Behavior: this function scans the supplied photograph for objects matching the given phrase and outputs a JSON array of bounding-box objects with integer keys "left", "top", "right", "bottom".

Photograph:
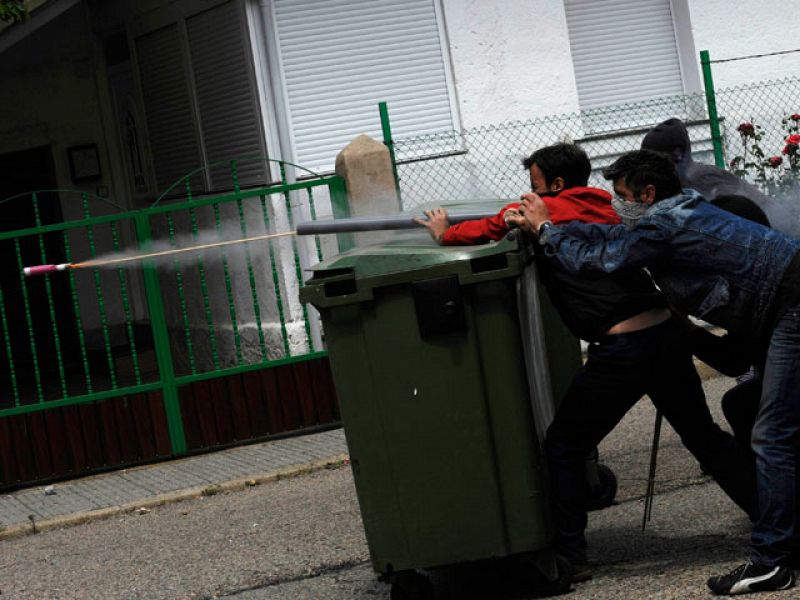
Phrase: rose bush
[{"left": 729, "top": 114, "right": 800, "bottom": 194}]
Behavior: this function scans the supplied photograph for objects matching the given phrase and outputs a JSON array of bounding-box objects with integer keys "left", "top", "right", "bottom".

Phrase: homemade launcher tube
[{"left": 295, "top": 210, "right": 499, "bottom": 236}]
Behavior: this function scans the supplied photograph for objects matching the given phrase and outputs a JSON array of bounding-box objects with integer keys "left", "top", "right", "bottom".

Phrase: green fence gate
[{"left": 0, "top": 160, "right": 349, "bottom": 490}]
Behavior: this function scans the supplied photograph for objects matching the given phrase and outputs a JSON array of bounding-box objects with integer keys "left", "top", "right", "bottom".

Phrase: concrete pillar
[{"left": 335, "top": 134, "right": 401, "bottom": 246}]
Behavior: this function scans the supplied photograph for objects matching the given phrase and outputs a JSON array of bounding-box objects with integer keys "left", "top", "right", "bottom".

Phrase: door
[{"left": 0, "top": 146, "right": 77, "bottom": 404}]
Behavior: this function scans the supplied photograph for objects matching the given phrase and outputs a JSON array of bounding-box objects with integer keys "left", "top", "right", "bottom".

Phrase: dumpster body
[{"left": 300, "top": 234, "right": 581, "bottom": 594}]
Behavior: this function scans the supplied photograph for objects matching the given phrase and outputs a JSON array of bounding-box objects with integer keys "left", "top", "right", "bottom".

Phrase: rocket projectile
[{"left": 23, "top": 263, "right": 71, "bottom": 277}]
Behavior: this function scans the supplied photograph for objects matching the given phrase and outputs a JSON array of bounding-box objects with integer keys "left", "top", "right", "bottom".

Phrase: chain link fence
[
  {"left": 713, "top": 76, "right": 800, "bottom": 216},
  {"left": 390, "top": 73, "right": 800, "bottom": 215},
  {"left": 392, "top": 93, "right": 710, "bottom": 210}
]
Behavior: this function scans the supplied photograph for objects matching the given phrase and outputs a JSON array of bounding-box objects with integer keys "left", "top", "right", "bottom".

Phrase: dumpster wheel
[
  {"left": 389, "top": 570, "right": 434, "bottom": 600},
  {"left": 586, "top": 463, "right": 618, "bottom": 511}
]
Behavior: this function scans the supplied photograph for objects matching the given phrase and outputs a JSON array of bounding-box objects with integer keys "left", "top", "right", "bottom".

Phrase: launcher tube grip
[{"left": 295, "top": 210, "right": 498, "bottom": 235}]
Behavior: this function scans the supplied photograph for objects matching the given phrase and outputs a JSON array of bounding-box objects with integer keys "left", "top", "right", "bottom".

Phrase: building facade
[{"left": 2, "top": 0, "right": 798, "bottom": 206}]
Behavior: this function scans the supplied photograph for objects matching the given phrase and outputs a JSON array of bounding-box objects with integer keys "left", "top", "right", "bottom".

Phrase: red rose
[
  {"left": 786, "top": 134, "right": 800, "bottom": 145},
  {"left": 737, "top": 122, "right": 755, "bottom": 136},
  {"left": 768, "top": 156, "right": 783, "bottom": 168},
  {"left": 783, "top": 143, "right": 798, "bottom": 155},
  {"left": 791, "top": 114, "right": 800, "bottom": 121}
]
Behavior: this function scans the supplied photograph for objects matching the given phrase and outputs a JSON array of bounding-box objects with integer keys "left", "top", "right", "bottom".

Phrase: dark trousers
[
  {"left": 717, "top": 368, "right": 800, "bottom": 565},
  {"left": 544, "top": 318, "right": 758, "bottom": 562},
  {"left": 750, "top": 305, "right": 800, "bottom": 566},
  {"left": 721, "top": 374, "right": 762, "bottom": 453}
]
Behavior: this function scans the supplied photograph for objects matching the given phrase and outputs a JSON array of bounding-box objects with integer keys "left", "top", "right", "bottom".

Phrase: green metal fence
[
  {"left": 701, "top": 50, "right": 800, "bottom": 217},
  {"left": 0, "top": 159, "right": 348, "bottom": 458},
  {"left": 383, "top": 50, "right": 800, "bottom": 218}
]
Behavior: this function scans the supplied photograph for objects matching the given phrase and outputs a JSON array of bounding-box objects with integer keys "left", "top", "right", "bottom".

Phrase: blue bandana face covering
[{"left": 612, "top": 197, "right": 649, "bottom": 229}]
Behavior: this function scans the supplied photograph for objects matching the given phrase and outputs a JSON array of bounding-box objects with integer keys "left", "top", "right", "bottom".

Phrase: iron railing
[{"left": 0, "top": 160, "right": 348, "bottom": 458}]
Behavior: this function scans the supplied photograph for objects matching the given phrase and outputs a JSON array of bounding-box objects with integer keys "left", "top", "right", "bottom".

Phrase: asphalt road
[{"left": 1, "top": 377, "right": 792, "bottom": 599}]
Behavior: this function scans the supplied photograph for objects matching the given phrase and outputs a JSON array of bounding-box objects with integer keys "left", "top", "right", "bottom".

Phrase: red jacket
[{"left": 441, "top": 186, "right": 619, "bottom": 245}]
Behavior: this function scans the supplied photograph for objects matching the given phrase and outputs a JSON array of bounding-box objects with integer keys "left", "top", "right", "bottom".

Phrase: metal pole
[
  {"left": 134, "top": 212, "right": 187, "bottom": 455},
  {"left": 328, "top": 175, "right": 354, "bottom": 253},
  {"left": 379, "top": 101, "right": 402, "bottom": 204},
  {"left": 642, "top": 410, "right": 663, "bottom": 530},
  {"left": 700, "top": 50, "right": 726, "bottom": 169}
]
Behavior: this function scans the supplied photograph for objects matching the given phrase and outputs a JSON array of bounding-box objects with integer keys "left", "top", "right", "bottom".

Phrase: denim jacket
[{"left": 540, "top": 189, "right": 800, "bottom": 339}]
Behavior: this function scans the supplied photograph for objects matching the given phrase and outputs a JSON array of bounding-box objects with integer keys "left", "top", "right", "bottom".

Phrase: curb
[{"left": 0, "top": 453, "right": 350, "bottom": 543}]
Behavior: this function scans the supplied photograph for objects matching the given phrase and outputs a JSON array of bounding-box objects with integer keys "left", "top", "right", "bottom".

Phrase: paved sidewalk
[
  {"left": 0, "top": 427, "right": 348, "bottom": 541},
  {"left": 0, "top": 356, "right": 722, "bottom": 545}
]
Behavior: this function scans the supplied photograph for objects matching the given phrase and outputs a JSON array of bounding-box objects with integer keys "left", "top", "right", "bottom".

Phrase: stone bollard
[{"left": 335, "top": 134, "right": 401, "bottom": 247}]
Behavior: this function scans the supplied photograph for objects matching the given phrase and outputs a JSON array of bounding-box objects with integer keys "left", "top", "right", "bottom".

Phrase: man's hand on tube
[
  {"left": 414, "top": 207, "right": 450, "bottom": 244},
  {"left": 503, "top": 207, "right": 528, "bottom": 231},
  {"left": 519, "top": 193, "right": 552, "bottom": 234}
]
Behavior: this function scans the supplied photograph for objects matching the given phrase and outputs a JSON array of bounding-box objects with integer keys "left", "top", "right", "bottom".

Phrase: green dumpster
[{"left": 300, "top": 234, "right": 581, "bottom": 597}]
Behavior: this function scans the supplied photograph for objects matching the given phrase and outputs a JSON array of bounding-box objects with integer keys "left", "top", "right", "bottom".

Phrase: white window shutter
[
  {"left": 136, "top": 25, "right": 202, "bottom": 192},
  {"left": 273, "top": 0, "right": 456, "bottom": 172},
  {"left": 564, "top": 0, "right": 685, "bottom": 111},
  {"left": 187, "top": 1, "right": 267, "bottom": 189}
]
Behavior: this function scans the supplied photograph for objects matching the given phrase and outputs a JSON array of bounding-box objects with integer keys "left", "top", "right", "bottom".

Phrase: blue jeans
[
  {"left": 750, "top": 305, "right": 800, "bottom": 566},
  {"left": 545, "top": 318, "right": 758, "bottom": 563}
]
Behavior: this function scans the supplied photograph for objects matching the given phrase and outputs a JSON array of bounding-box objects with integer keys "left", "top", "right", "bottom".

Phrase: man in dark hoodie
[
  {"left": 640, "top": 118, "right": 800, "bottom": 237},
  {"left": 417, "top": 143, "right": 757, "bottom": 584}
]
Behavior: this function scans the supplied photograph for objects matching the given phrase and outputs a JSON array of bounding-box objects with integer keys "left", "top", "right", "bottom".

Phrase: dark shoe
[
  {"left": 570, "top": 561, "right": 593, "bottom": 583},
  {"left": 707, "top": 561, "right": 794, "bottom": 595},
  {"left": 556, "top": 553, "right": 594, "bottom": 583}
]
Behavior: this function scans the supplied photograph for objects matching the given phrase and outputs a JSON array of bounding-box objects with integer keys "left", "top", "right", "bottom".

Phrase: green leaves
[{"left": 0, "top": 0, "right": 27, "bottom": 23}]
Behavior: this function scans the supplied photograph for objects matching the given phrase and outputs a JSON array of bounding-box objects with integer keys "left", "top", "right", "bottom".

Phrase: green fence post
[
  {"left": 700, "top": 50, "right": 726, "bottom": 169},
  {"left": 134, "top": 212, "right": 187, "bottom": 455},
  {"left": 379, "top": 101, "right": 402, "bottom": 203},
  {"left": 329, "top": 175, "right": 354, "bottom": 253}
]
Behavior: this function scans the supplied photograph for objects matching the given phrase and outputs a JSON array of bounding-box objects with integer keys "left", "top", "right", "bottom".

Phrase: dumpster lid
[
  {"left": 300, "top": 230, "right": 521, "bottom": 307},
  {"left": 310, "top": 234, "right": 517, "bottom": 277}
]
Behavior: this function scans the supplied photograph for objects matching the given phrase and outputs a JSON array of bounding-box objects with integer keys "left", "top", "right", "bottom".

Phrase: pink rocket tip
[{"left": 23, "top": 263, "right": 71, "bottom": 276}]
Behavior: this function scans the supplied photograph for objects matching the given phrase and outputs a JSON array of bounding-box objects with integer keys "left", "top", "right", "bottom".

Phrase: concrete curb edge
[{"left": 0, "top": 453, "right": 350, "bottom": 542}]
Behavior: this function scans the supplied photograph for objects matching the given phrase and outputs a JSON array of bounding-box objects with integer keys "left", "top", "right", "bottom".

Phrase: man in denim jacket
[{"left": 519, "top": 149, "right": 800, "bottom": 596}]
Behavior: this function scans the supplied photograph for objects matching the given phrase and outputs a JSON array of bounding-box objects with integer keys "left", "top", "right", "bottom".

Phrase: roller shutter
[
  {"left": 272, "top": 0, "right": 456, "bottom": 171},
  {"left": 135, "top": 1, "right": 267, "bottom": 193},
  {"left": 136, "top": 24, "right": 201, "bottom": 192},
  {"left": 564, "top": 0, "right": 685, "bottom": 110}
]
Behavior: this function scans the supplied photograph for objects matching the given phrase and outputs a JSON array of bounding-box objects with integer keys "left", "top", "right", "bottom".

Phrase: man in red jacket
[{"left": 416, "top": 143, "right": 757, "bottom": 584}]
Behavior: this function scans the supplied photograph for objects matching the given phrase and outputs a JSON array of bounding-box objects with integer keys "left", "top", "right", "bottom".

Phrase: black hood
[
  {"left": 639, "top": 119, "right": 800, "bottom": 237},
  {"left": 641, "top": 118, "right": 693, "bottom": 163}
]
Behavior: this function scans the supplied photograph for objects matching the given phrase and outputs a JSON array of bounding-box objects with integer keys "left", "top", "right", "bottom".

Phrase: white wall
[
  {"left": 441, "top": 0, "right": 580, "bottom": 128},
  {"left": 687, "top": 0, "right": 800, "bottom": 90},
  {"left": 442, "top": 0, "right": 800, "bottom": 129}
]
